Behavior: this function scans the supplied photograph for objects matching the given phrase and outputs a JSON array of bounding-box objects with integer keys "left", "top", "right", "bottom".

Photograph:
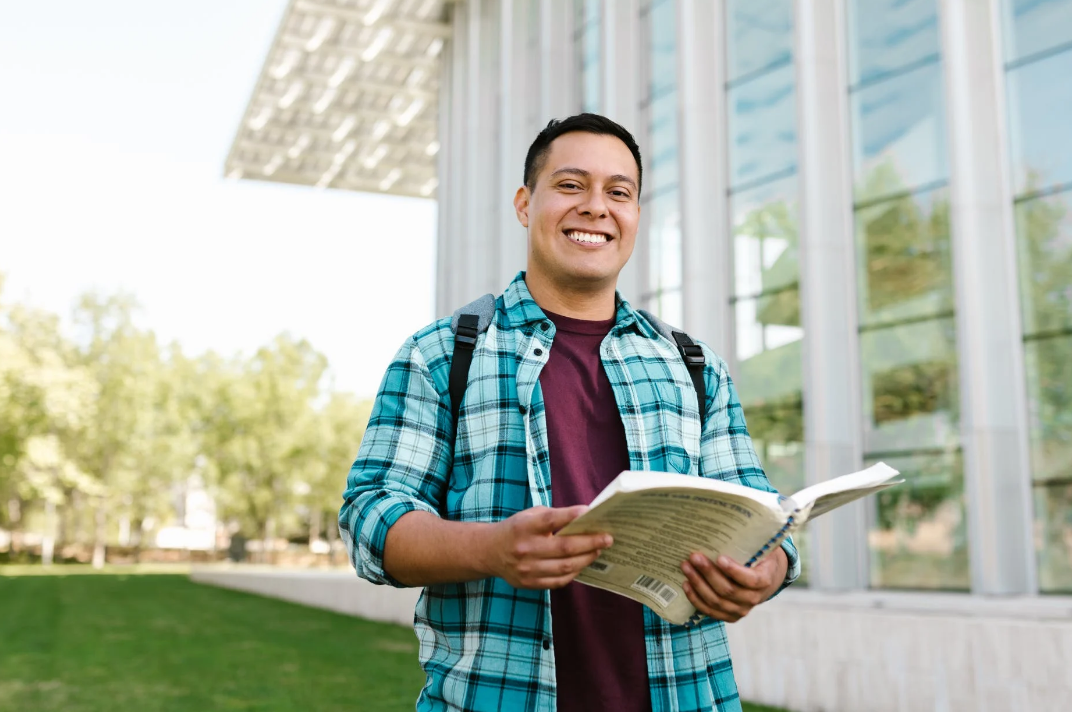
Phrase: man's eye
[
  {"left": 610, "top": 190, "right": 629, "bottom": 198},
  {"left": 561, "top": 182, "right": 581, "bottom": 190}
]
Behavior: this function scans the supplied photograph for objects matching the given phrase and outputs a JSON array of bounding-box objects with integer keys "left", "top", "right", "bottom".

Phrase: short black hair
[{"left": 523, "top": 113, "right": 643, "bottom": 197}]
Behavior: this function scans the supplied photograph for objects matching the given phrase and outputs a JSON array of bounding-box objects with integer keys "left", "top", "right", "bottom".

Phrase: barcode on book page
[{"left": 630, "top": 575, "right": 678, "bottom": 607}]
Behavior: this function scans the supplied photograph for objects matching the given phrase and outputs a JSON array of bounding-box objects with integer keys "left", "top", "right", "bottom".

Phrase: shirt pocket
[{"left": 654, "top": 381, "right": 695, "bottom": 475}]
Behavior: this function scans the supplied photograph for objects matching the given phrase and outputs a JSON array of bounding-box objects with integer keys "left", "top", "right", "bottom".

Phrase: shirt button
[
  {"left": 542, "top": 639, "right": 551, "bottom": 650},
  {"left": 534, "top": 348, "right": 544, "bottom": 357},
  {"left": 518, "top": 405, "right": 526, "bottom": 414},
  {"left": 540, "top": 322, "right": 549, "bottom": 331}
]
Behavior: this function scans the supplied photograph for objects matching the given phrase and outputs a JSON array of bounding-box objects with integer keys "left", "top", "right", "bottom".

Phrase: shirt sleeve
[
  {"left": 338, "top": 336, "right": 452, "bottom": 587},
  {"left": 696, "top": 345, "right": 800, "bottom": 593}
]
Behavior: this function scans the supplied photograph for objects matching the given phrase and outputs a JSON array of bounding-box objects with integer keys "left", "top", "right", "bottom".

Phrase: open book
[{"left": 556, "top": 463, "right": 902, "bottom": 625}]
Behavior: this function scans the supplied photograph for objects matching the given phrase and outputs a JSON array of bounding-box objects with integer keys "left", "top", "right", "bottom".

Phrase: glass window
[
  {"left": 725, "top": 0, "right": 793, "bottom": 83},
  {"left": 847, "top": 0, "right": 941, "bottom": 87},
  {"left": 868, "top": 451, "right": 970, "bottom": 590},
  {"left": 851, "top": 61, "right": 948, "bottom": 202},
  {"left": 1001, "top": 0, "right": 1072, "bottom": 65},
  {"left": 727, "top": 64, "right": 797, "bottom": 189},
  {"left": 855, "top": 187, "right": 954, "bottom": 329},
  {"left": 724, "top": 0, "right": 805, "bottom": 583},
  {"left": 1006, "top": 49, "right": 1072, "bottom": 196},
  {"left": 1018, "top": 190, "right": 1072, "bottom": 594},
  {"left": 1015, "top": 190, "right": 1072, "bottom": 336},
  {"left": 731, "top": 177, "right": 799, "bottom": 298},
  {"left": 859, "top": 317, "right": 960, "bottom": 455},
  {"left": 575, "top": 0, "right": 601, "bottom": 113},
  {"left": 641, "top": 0, "right": 681, "bottom": 323}
]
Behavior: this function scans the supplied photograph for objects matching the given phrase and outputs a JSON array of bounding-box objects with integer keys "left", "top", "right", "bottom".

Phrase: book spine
[{"left": 744, "top": 514, "right": 795, "bottom": 568}]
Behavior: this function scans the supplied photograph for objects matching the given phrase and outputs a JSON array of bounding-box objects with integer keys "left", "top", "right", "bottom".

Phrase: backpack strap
[
  {"left": 449, "top": 294, "right": 496, "bottom": 428},
  {"left": 637, "top": 309, "right": 707, "bottom": 421}
]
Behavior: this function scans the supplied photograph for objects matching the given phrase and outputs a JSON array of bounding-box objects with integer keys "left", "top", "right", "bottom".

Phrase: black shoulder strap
[
  {"left": 671, "top": 331, "right": 707, "bottom": 420},
  {"left": 448, "top": 294, "right": 496, "bottom": 431},
  {"left": 449, "top": 314, "right": 478, "bottom": 427},
  {"left": 637, "top": 309, "right": 707, "bottom": 420}
]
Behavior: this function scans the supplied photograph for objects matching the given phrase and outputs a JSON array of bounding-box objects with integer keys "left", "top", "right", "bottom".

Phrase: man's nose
[{"left": 578, "top": 189, "right": 608, "bottom": 217}]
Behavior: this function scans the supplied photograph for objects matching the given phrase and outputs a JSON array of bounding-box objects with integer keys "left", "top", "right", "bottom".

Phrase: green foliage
[{"left": 0, "top": 276, "right": 373, "bottom": 554}]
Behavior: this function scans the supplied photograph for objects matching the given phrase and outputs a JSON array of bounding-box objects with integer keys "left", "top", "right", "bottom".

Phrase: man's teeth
[{"left": 567, "top": 230, "right": 608, "bottom": 244}]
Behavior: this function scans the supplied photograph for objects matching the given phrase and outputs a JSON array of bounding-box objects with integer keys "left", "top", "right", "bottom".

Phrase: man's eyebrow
[{"left": 549, "top": 167, "right": 638, "bottom": 190}]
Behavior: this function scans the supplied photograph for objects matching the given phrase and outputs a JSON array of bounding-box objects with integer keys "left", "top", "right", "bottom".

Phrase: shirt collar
[{"left": 501, "top": 271, "right": 658, "bottom": 339}]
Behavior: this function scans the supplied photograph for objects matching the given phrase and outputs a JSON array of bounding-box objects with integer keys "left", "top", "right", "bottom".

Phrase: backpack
[{"left": 447, "top": 294, "right": 707, "bottom": 433}]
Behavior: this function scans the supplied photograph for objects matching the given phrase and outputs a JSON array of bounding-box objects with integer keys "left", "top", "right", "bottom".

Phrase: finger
[
  {"left": 688, "top": 554, "right": 760, "bottom": 607},
  {"left": 533, "top": 505, "right": 590, "bottom": 533},
  {"left": 714, "top": 555, "right": 765, "bottom": 589},
  {"left": 681, "top": 580, "right": 742, "bottom": 623},
  {"left": 529, "top": 550, "right": 604, "bottom": 578},
  {"left": 548, "top": 532, "right": 613, "bottom": 558}
]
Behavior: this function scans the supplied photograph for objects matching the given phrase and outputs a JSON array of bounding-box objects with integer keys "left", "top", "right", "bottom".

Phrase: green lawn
[{"left": 0, "top": 571, "right": 786, "bottom": 711}]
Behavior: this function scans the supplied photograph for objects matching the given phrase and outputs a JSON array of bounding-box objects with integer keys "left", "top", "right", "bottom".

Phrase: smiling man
[{"left": 340, "top": 114, "right": 799, "bottom": 712}]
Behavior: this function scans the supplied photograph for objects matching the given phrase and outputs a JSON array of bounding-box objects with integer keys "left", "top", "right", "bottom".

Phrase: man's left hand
[{"left": 679, "top": 548, "right": 788, "bottom": 623}]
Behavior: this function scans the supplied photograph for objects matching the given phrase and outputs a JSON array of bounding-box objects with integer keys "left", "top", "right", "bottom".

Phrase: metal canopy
[{"left": 225, "top": 0, "right": 449, "bottom": 198}]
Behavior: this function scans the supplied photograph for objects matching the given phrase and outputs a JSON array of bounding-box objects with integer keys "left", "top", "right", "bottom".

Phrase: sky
[{"left": 0, "top": 1, "right": 437, "bottom": 399}]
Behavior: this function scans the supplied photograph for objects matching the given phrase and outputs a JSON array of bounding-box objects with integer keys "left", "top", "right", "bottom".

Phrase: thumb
[{"left": 535, "top": 505, "right": 590, "bottom": 533}]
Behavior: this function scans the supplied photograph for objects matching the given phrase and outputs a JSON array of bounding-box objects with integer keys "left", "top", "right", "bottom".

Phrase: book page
[
  {"left": 790, "top": 462, "right": 902, "bottom": 521},
  {"left": 557, "top": 485, "right": 788, "bottom": 625}
]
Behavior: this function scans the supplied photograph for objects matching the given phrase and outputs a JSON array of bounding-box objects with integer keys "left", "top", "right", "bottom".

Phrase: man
[{"left": 340, "top": 114, "right": 799, "bottom": 712}]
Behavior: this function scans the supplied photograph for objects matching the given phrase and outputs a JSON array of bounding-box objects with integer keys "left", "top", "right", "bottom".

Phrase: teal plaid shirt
[{"left": 340, "top": 273, "right": 799, "bottom": 712}]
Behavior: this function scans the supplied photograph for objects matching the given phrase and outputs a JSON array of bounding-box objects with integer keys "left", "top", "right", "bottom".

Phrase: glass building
[
  {"left": 434, "top": 0, "right": 1072, "bottom": 602},
  {"left": 230, "top": 0, "right": 1072, "bottom": 707}
]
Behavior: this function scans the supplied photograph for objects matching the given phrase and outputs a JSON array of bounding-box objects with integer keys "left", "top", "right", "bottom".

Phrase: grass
[{"left": 0, "top": 570, "right": 787, "bottom": 711}]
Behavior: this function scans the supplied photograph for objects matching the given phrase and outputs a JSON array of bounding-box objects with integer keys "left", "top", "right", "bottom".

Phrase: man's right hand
[{"left": 485, "top": 506, "right": 612, "bottom": 590}]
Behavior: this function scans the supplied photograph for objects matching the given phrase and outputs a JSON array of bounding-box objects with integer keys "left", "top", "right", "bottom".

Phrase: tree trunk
[
  {"left": 91, "top": 505, "right": 106, "bottom": 569},
  {"left": 42, "top": 500, "right": 56, "bottom": 566},
  {"left": 309, "top": 509, "right": 321, "bottom": 552},
  {"left": 7, "top": 498, "right": 22, "bottom": 555},
  {"left": 263, "top": 516, "right": 275, "bottom": 565},
  {"left": 326, "top": 515, "right": 339, "bottom": 567}
]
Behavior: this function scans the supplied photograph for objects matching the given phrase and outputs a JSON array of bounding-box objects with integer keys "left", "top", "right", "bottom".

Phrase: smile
[{"left": 564, "top": 229, "right": 612, "bottom": 246}]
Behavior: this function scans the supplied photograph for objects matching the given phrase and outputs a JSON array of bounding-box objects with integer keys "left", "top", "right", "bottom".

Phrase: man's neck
[{"left": 524, "top": 272, "right": 617, "bottom": 321}]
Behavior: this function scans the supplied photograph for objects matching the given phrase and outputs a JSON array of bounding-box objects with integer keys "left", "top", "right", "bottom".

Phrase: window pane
[
  {"left": 1006, "top": 49, "right": 1072, "bottom": 197},
  {"left": 731, "top": 177, "right": 799, "bottom": 298},
  {"left": 860, "top": 317, "right": 960, "bottom": 455},
  {"left": 1001, "top": 0, "right": 1072, "bottom": 64},
  {"left": 650, "top": 0, "right": 675, "bottom": 97},
  {"left": 851, "top": 62, "right": 948, "bottom": 202},
  {"left": 727, "top": 64, "right": 797, "bottom": 188},
  {"left": 735, "top": 294, "right": 806, "bottom": 584},
  {"left": 725, "top": 0, "right": 793, "bottom": 82},
  {"left": 648, "top": 191, "right": 682, "bottom": 294},
  {"left": 847, "top": 0, "right": 941, "bottom": 86},
  {"left": 1035, "top": 482, "right": 1072, "bottom": 593},
  {"left": 1025, "top": 335, "right": 1072, "bottom": 486},
  {"left": 577, "top": 0, "right": 601, "bottom": 113},
  {"left": 1015, "top": 190, "right": 1072, "bottom": 336},
  {"left": 868, "top": 451, "right": 970, "bottom": 590},
  {"left": 855, "top": 188, "right": 954, "bottom": 328}
]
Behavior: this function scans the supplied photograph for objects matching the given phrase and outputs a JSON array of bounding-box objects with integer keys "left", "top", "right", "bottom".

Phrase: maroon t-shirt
[{"left": 539, "top": 309, "right": 652, "bottom": 712}]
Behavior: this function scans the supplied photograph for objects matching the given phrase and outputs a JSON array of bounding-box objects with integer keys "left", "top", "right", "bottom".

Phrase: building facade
[{"left": 432, "top": 1, "right": 1072, "bottom": 707}]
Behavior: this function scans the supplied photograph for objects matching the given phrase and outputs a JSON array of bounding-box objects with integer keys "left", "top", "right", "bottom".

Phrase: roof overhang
[{"left": 225, "top": 0, "right": 449, "bottom": 198}]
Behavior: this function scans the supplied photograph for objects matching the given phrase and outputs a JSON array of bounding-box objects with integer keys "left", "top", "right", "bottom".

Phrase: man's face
[{"left": 514, "top": 131, "right": 640, "bottom": 290}]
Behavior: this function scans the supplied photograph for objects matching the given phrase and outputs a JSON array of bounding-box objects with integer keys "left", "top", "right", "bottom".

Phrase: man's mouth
[{"left": 564, "top": 229, "right": 612, "bottom": 246}]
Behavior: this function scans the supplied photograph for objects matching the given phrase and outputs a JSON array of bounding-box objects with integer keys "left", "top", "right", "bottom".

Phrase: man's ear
[{"left": 513, "top": 186, "right": 531, "bottom": 228}]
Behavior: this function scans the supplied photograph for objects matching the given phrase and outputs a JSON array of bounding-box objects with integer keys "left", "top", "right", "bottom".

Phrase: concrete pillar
[
  {"left": 796, "top": 0, "right": 868, "bottom": 590},
  {"left": 939, "top": 0, "right": 1035, "bottom": 594},
  {"left": 677, "top": 0, "right": 732, "bottom": 351}
]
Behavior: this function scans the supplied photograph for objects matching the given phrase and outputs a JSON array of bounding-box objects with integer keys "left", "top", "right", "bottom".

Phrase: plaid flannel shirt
[{"left": 340, "top": 273, "right": 799, "bottom": 712}]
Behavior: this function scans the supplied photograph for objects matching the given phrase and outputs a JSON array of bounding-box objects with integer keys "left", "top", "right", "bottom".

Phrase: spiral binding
[{"left": 744, "top": 514, "right": 795, "bottom": 568}]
